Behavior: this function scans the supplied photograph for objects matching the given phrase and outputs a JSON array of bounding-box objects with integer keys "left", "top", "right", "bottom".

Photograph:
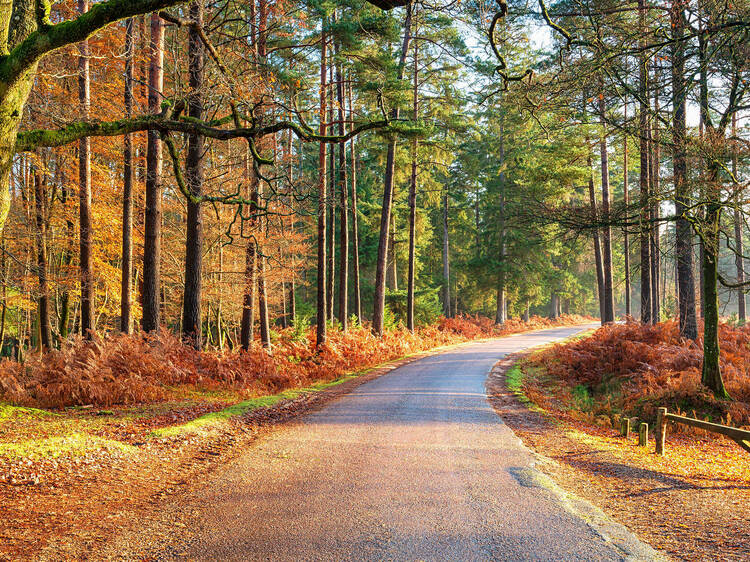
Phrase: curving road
[{"left": 173, "top": 325, "right": 653, "bottom": 561}]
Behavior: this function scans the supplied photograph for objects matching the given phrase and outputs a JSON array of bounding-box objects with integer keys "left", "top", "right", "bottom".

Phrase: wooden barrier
[
  {"left": 638, "top": 422, "right": 648, "bottom": 447},
  {"left": 655, "top": 407, "right": 750, "bottom": 456}
]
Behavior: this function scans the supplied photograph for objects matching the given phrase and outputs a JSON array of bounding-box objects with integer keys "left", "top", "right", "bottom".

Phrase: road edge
[{"left": 486, "top": 353, "right": 668, "bottom": 562}]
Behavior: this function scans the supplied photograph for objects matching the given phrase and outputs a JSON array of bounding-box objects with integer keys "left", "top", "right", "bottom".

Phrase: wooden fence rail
[{"left": 655, "top": 407, "right": 750, "bottom": 456}]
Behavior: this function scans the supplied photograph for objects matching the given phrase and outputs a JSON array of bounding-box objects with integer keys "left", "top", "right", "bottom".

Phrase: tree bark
[
  {"left": 388, "top": 213, "right": 398, "bottom": 291},
  {"left": 732, "top": 113, "right": 745, "bottom": 322},
  {"left": 256, "top": 0, "right": 270, "bottom": 352},
  {"left": 623, "top": 103, "right": 631, "bottom": 317},
  {"left": 442, "top": 191, "right": 451, "bottom": 317},
  {"left": 670, "top": 1, "right": 697, "bottom": 340},
  {"left": 651, "top": 66, "right": 661, "bottom": 323},
  {"left": 598, "top": 87, "right": 615, "bottom": 323},
  {"left": 372, "top": 3, "right": 412, "bottom": 336},
  {"left": 347, "top": 80, "right": 362, "bottom": 323},
  {"left": 496, "top": 110, "right": 507, "bottom": 325},
  {"left": 316, "top": 20, "right": 328, "bottom": 347},
  {"left": 587, "top": 146, "right": 605, "bottom": 322},
  {"left": 407, "top": 20, "right": 418, "bottom": 332},
  {"left": 335, "top": 35, "right": 348, "bottom": 330},
  {"left": 181, "top": 0, "right": 205, "bottom": 349},
  {"left": 240, "top": 163, "right": 257, "bottom": 351},
  {"left": 78, "top": 0, "right": 95, "bottom": 338},
  {"left": 33, "top": 160, "right": 51, "bottom": 350},
  {"left": 326, "top": 57, "right": 335, "bottom": 324},
  {"left": 258, "top": 249, "right": 271, "bottom": 351},
  {"left": 142, "top": 11, "right": 164, "bottom": 333},
  {"left": 121, "top": 17, "right": 135, "bottom": 334},
  {"left": 638, "top": 0, "right": 652, "bottom": 324},
  {"left": 697, "top": 30, "right": 728, "bottom": 399}
]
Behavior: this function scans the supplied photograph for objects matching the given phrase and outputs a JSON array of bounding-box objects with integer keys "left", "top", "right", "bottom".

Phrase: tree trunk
[
  {"left": 181, "top": 0, "right": 205, "bottom": 349},
  {"left": 316, "top": 20, "right": 328, "bottom": 347},
  {"left": 651, "top": 67, "right": 661, "bottom": 323},
  {"left": 59, "top": 178, "right": 73, "bottom": 339},
  {"left": 258, "top": 251, "right": 271, "bottom": 351},
  {"left": 623, "top": 103, "right": 631, "bottom": 317},
  {"left": 78, "top": 0, "right": 94, "bottom": 338},
  {"left": 335, "top": 36, "right": 348, "bottom": 331},
  {"left": 33, "top": 161, "right": 51, "bottom": 350},
  {"left": 347, "top": 81, "right": 362, "bottom": 323},
  {"left": 550, "top": 294, "right": 559, "bottom": 320},
  {"left": 442, "top": 191, "right": 451, "bottom": 317},
  {"left": 670, "top": 1, "right": 697, "bottom": 340},
  {"left": 142, "top": 12, "right": 164, "bottom": 333},
  {"left": 587, "top": 147, "right": 605, "bottom": 322},
  {"left": 372, "top": 4, "right": 413, "bottom": 336},
  {"left": 240, "top": 236, "right": 256, "bottom": 348},
  {"left": 701, "top": 189, "right": 728, "bottom": 398},
  {"left": 697, "top": 31, "right": 728, "bottom": 399},
  {"left": 732, "top": 113, "right": 745, "bottom": 322},
  {"left": 598, "top": 86, "right": 615, "bottom": 323},
  {"left": 326, "top": 58, "right": 335, "bottom": 324},
  {"left": 638, "top": 0, "right": 652, "bottom": 324},
  {"left": 496, "top": 110, "right": 507, "bottom": 325},
  {"left": 406, "top": 21, "right": 419, "bottom": 332},
  {"left": 121, "top": 17, "right": 135, "bottom": 334},
  {"left": 388, "top": 214, "right": 398, "bottom": 291}
]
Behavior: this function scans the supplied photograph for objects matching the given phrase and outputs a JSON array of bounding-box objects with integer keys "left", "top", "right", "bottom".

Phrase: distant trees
[{"left": 505, "top": 0, "right": 749, "bottom": 398}]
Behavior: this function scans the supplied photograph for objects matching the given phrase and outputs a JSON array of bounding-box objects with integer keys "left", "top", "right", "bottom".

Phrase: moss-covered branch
[
  {"left": 15, "top": 112, "right": 392, "bottom": 153},
  {"left": 0, "top": 0, "right": 189, "bottom": 85}
]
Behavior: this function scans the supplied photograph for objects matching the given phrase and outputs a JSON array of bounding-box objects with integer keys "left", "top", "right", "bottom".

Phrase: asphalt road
[{"left": 178, "top": 325, "right": 648, "bottom": 561}]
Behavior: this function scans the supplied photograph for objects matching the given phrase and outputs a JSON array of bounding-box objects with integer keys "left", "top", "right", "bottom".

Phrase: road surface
[{"left": 170, "top": 325, "right": 655, "bottom": 561}]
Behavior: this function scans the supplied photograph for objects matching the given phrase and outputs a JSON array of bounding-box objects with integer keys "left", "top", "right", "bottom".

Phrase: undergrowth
[
  {"left": 526, "top": 319, "right": 750, "bottom": 429},
  {"left": 0, "top": 314, "right": 590, "bottom": 409}
]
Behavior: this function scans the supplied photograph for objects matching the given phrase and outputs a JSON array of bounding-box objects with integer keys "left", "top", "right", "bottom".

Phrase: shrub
[
  {"left": 527, "top": 319, "right": 750, "bottom": 427},
  {"left": 0, "top": 313, "right": 592, "bottom": 409}
]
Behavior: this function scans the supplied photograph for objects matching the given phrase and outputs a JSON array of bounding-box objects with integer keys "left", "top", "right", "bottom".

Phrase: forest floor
[
  {"left": 488, "top": 344, "right": 750, "bottom": 562},
  {"left": 0, "top": 315, "right": 589, "bottom": 561}
]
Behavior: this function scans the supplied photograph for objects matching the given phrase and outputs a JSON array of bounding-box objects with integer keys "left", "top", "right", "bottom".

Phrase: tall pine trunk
[
  {"left": 142, "top": 12, "right": 164, "bottom": 333},
  {"left": 442, "top": 192, "right": 451, "bottom": 317},
  {"left": 33, "top": 161, "right": 51, "bottom": 350},
  {"left": 650, "top": 68, "right": 661, "bottom": 322},
  {"left": 335, "top": 37, "right": 348, "bottom": 330},
  {"left": 623, "top": 103, "right": 631, "bottom": 317},
  {"left": 182, "top": 0, "right": 205, "bottom": 349},
  {"left": 347, "top": 81, "right": 362, "bottom": 322},
  {"left": 78, "top": 0, "right": 94, "bottom": 338},
  {"left": 598, "top": 86, "right": 615, "bottom": 323},
  {"left": 406, "top": 22, "right": 419, "bottom": 332},
  {"left": 121, "top": 18, "right": 135, "bottom": 333},
  {"left": 316, "top": 20, "right": 328, "bottom": 347},
  {"left": 495, "top": 110, "right": 507, "bottom": 325},
  {"left": 670, "top": 1, "right": 697, "bottom": 340},
  {"left": 256, "top": 0, "right": 271, "bottom": 352},
  {"left": 697, "top": 31, "right": 728, "bottom": 399},
  {"left": 587, "top": 146, "right": 605, "bottom": 322},
  {"left": 732, "top": 113, "right": 745, "bottom": 322},
  {"left": 326, "top": 58, "right": 335, "bottom": 324},
  {"left": 638, "top": 0, "right": 652, "bottom": 324},
  {"left": 372, "top": 4, "right": 413, "bottom": 336}
]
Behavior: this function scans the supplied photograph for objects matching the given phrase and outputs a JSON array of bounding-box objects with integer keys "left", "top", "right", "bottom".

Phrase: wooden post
[
  {"left": 656, "top": 407, "right": 667, "bottom": 455},
  {"left": 620, "top": 417, "right": 631, "bottom": 438},
  {"left": 639, "top": 422, "right": 649, "bottom": 446}
]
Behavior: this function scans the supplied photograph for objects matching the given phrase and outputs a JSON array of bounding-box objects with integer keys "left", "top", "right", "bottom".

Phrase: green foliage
[
  {"left": 572, "top": 385, "right": 594, "bottom": 411},
  {"left": 291, "top": 302, "right": 314, "bottom": 342},
  {"left": 385, "top": 288, "right": 442, "bottom": 326},
  {"left": 382, "top": 302, "right": 399, "bottom": 331}
]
